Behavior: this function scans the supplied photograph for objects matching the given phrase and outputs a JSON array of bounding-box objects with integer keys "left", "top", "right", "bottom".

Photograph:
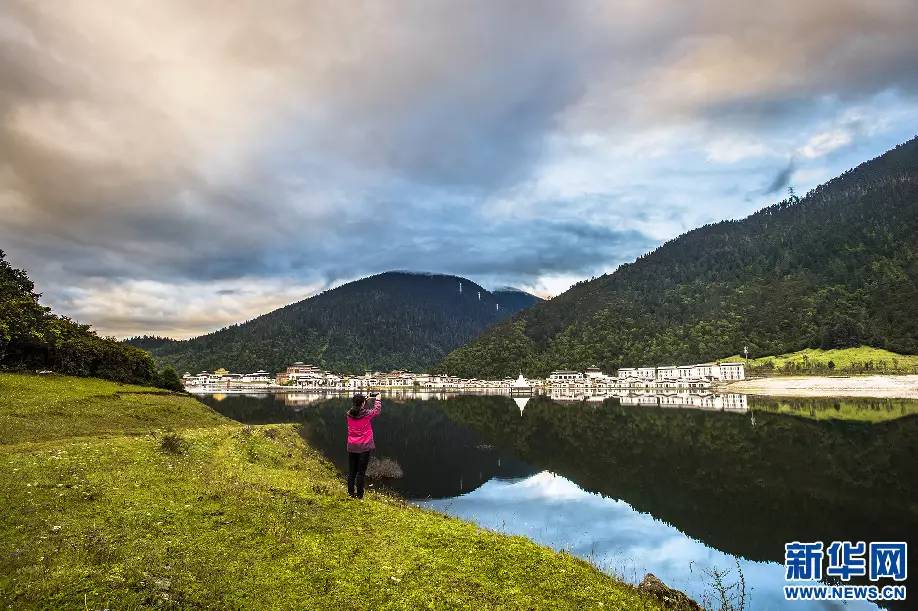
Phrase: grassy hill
[
  {"left": 131, "top": 272, "right": 540, "bottom": 375},
  {"left": 722, "top": 346, "right": 918, "bottom": 375},
  {"left": 0, "top": 373, "right": 660, "bottom": 609},
  {"left": 438, "top": 137, "right": 918, "bottom": 378}
]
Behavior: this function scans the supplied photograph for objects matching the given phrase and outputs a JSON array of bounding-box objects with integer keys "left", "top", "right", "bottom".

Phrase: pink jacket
[{"left": 346, "top": 397, "right": 381, "bottom": 452}]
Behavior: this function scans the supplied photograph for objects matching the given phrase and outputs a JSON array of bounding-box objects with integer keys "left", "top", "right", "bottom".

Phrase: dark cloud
[{"left": 763, "top": 160, "right": 795, "bottom": 195}]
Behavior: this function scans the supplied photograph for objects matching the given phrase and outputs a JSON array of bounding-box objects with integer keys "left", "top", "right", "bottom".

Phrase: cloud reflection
[{"left": 421, "top": 472, "right": 879, "bottom": 610}]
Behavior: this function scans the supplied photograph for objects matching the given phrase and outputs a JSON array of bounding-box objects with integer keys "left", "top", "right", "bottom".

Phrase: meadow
[{"left": 0, "top": 373, "right": 664, "bottom": 609}]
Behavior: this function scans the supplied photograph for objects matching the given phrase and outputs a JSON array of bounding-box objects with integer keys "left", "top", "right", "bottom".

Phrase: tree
[
  {"left": 0, "top": 250, "right": 159, "bottom": 385},
  {"left": 156, "top": 366, "right": 184, "bottom": 391}
]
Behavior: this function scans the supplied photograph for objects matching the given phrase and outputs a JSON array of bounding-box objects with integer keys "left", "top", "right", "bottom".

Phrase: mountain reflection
[{"left": 200, "top": 391, "right": 916, "bottom": 606}]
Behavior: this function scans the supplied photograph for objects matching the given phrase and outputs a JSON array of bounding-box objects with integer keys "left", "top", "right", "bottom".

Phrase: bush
[
  {"left": 159, "top": 431, "right": 188, "bottom": 455},
  {"left": 366, "top": 457, "right": 404, "bottom": 479},
  {"left": 155, "top": 366, "right": 183, "bottom": 391}
]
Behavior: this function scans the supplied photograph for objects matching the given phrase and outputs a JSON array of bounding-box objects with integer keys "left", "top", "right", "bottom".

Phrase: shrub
[{"left": 159, "top": 431, "right": 188, "bottom": 455}]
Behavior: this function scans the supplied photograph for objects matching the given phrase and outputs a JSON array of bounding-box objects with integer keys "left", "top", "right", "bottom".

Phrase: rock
[{"left": 638, "top": 573, "right": 701, "bottom": 610}]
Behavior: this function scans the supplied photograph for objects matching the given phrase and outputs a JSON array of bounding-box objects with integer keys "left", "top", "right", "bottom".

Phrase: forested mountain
[
  {"left": 131, "top": 272, "right": 540, "bottom": 374},
  {"left": 438, "top": 137, "right": 918, "bottom": 378},
  {"left": 0, "top": 251, "right": 178, "bottom": 388}
]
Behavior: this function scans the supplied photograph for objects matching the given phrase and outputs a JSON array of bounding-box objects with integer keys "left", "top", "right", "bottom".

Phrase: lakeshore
[
  {"left": 723, "top": 374, "right": 918, "bottom": 399},
  {"left": 0, "top": 373, "right": 666, "bottom": 609}
]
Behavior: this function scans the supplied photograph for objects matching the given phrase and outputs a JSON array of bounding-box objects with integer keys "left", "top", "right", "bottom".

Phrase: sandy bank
[{"left": 722, "top": 375, "right": 918, "bottom": 399}]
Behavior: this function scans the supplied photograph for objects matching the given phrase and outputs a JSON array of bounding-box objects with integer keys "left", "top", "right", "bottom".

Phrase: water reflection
[
  {"left": 549, "top": 390, "right": 749, "bottom": 412},
  {"left": 199, "top": 392, "right": 916, "bottom": 610},
  {"left": 421, "top": 472, "right": 877, "bottom": 610}
]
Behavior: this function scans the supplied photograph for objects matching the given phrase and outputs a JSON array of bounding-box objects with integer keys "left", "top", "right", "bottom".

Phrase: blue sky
[{"left": 1, "top": 1, "right": 917, "bottom": 337}]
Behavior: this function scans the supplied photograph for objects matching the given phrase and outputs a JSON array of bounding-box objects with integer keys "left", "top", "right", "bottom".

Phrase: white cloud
[
  {"left": 705, "top": 138, "right": 772, "bottom": 163},
  {"left": 44, "top": 277, "right": 326, "bottom": 339},
  {"left": 797, "top": 128, "right": 854, "bottom": 158}
]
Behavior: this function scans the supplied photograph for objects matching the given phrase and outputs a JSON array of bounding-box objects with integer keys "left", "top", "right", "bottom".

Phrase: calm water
[{"left": 198, "top": 392, "right": 917, "bottom": 610}]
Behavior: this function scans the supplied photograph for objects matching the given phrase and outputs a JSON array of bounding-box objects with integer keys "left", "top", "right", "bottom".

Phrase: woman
[{"left": 346, "top": 392, "right": 382, "bottom": 499}]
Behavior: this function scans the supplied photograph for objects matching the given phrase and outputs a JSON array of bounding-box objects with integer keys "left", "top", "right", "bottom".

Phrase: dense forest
[
  {"left": 0, "top": 251, "right": 181, "bottom": 389},
  {"left": 438, "top": 136, "right": 918, "bottom": 378},
  {"left": 130, "top": 273, "right": 539, "bottom": 374}
]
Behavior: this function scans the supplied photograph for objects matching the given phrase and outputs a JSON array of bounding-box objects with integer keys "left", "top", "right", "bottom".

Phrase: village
[{"left": 181, "top": 360, "right": 746, "bottom": 394}]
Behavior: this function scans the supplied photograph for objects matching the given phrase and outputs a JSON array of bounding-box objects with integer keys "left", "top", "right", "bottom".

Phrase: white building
[
  {"left": 693, "top": 363, "right": 720, "bottom": 380},
  {"left": 719, "top": 362, "right": 746, "bottom": 381},
  {"left": 241, "top": 370, "right": 273, "bottom": 384},
  {"left": 656, "top": 366, "right": 679, "bottom": 379},
  {"left": 548, "top": 370, "right": 585, "bottom": 384}
]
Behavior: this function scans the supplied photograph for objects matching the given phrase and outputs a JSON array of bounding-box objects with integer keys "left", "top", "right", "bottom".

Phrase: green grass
[
  {"left": 749, "top": 397, "right": 918, "bottom": 422},
  {"left": 0, "top": 373, "right": 228, "bottom": 444},
  {"left": 723, "top": 346, "right": 918, "bottom": 375},
  {"left": 0, "top": 374, "right": 662, "bottom": 609}
]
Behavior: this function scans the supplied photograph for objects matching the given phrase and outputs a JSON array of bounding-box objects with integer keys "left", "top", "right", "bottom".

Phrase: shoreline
[
  {"left": 722, "top": 374, "right": 918, "bottom": 399},
  {"left": 1, "top": 373, "right": 673, "bottom": 609}
]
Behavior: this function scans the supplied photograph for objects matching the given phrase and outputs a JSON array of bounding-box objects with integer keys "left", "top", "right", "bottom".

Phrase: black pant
[{"left": 347, "top": 451, "right": 371, "bottom": 498}]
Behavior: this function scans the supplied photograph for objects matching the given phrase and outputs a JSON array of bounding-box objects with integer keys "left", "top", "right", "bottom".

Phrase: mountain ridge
[
  {"left": 130, "top": 271, "right": 541, "bottom": 374},
  {"left": 437, "top": 136, "right": 918, "bottom": 378}
]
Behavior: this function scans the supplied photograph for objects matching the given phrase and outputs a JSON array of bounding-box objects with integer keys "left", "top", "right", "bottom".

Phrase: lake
[{"left": 198, "top": 392, "right": 917, "bottom": 610}]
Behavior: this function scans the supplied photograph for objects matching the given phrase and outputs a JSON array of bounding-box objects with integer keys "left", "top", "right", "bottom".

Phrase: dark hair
[{"left": 349, "top": 394, "right": 367, "bottom": 417}]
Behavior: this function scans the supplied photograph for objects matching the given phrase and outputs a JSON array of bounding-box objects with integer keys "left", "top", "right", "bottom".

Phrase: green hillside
[
  {"left": 130, "top": 273, "right": 540, "bottom": 375},
  {"left": 0, "top": 373, "right": 662, "bottom": 609},
  {"left": 438, "top": 137, "right": 918, "bottom": 378},
  {"left": 723, "top": 346, "right": 918, "bottom": 375}
]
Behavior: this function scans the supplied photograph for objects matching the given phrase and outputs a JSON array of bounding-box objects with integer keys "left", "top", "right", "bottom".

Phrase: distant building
[
  {"left": 548, "top": 370, "right": 584, "bottom": 384},
  {"left": 241, "top": 370, "right": 272, "bottom": 384},
  {"left": 276, "top": 362, "right": 324, "bottom": 386},
  {"left": 719, "top": 362, "right": 746, "bottom": 381},
  {"left": 656, "top": 366, "right": 679, "bottom": 379}
]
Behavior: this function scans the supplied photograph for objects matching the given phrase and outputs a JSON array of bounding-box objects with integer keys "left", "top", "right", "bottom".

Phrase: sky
[{"left": 2, "top": 0, "right": 918, "bottom": 339}]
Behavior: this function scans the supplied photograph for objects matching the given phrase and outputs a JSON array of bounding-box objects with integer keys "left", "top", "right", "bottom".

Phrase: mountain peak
[{"left": 132, "top": 270, "right": 540, "bottom": 374}]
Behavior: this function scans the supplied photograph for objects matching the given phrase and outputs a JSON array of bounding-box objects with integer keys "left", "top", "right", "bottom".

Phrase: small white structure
[{"left": 511, "top": 373, "right": 531, "bottom": 394}]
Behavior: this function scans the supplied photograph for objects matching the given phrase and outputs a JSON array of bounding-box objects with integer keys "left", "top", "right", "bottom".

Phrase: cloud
[
  {"left": 763, "top": 160, "right": 796, "bottom": 195},
  {"left": 2, "top": 0, "right": 918, "bottom": 336},
  {"left": 798, "top": 129, "right": 854, "bottom": 159},
  {"left": 49, "top": 277, "right": 327, "bottom": 339}
]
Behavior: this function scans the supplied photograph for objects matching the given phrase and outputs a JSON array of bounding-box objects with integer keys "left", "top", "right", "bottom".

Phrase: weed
[{"left": 159, "top": 431, "right": 188, "bottom": 455}]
